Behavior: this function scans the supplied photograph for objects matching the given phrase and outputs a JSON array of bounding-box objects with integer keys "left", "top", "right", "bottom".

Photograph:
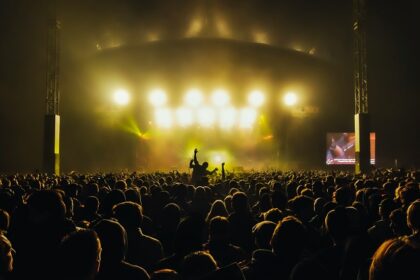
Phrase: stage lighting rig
[
  {"left": 219, "top": 107, "right": 237, "bottom": 129},
  {"left": 239, "top": 108, "right": 257, "bottom": 129},
  {"left": 176, "top": 107, "right": 194, "bottom": 127},
  {"left": 185, "top": 89, "right": 204, "bottom": 107},
  {"left": 248, "top": 90, "right": 265, "bottom": 107},
  {"left": 113, "top": 89, "right": 130, "bottom": 106},
  {"left": 149, "top": 89, "right": 167, "bottom": 107},
  {"left": 211, "top": 89, "right": 230, "bottom": 107},
  {"left": 283, "top": 92, "right": 298, "bottom": 106},
  {"left": 197, "top": 107, "right": 216, "bottom": 127},
  {"left": 155, "top": 108, "right": 172, "bottom": 128}
]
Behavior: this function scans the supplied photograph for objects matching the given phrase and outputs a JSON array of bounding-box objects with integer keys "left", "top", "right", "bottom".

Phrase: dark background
[{"left": 0, "top": 0, "right": 418, "bottom": 172}]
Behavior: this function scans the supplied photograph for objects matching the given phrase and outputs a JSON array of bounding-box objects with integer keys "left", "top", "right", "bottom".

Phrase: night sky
[{"left": 0, "top": 0, "right": 418, "bottom": 172}]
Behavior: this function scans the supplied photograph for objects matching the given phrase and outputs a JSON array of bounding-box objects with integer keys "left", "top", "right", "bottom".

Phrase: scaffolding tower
[
  {"left": 43, "top": 0, "right": 61, "bottom": 175},
  {"left": 353, "top": 0, "right": 371, "bottom": 174}
]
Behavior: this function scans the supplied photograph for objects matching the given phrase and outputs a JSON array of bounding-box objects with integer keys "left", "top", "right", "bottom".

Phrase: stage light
[
  {"left": 283, "top": 92, "right": 298, "bottom": 106},
  {"left": 213, "top": 154, "right": 223, "bottom": 164},
  {"left": 219, "top": 107, "right": 236, "bottom": 129},
  {"left": 248, "top": 90, "right": 265, "bottom": 107},
  {"left": 185, "top": 89, "right": 203, "bottom": 107},
  {"left": 149, "top": 89, "right": 167, "bottom": 107},
  {"left": 176, "top": 108, "right": 194, "bottom": 127},
  {"left": 239, "top": 108, "right": 257, "bottom": 129},
  {"left": 211, "top": 89, "right": 230, "bottom": 107},
  {"left": 197, "top": 107, "right": 216, "bottom": 127},
  {"left": 113, "top": 89, "right": 130, "bottom": 106},
  {"left": 208, "top": 150, "right": 231, "bottom": 166},
  {"left": 155, "top": 108, "right": 172, "bottom": 128}
]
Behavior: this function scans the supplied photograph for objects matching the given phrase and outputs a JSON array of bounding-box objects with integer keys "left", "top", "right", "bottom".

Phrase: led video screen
[{"left": 326, "top": 132, "right": 375, "bottom": 165}]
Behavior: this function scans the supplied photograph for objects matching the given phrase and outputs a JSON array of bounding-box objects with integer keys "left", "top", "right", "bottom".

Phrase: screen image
[{"left": 326, "top": 132, "right": 376, "bottom": 165}]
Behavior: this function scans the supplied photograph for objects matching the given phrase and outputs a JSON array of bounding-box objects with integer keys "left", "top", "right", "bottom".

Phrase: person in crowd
[
  {"left": 243, "top": 215, "right": 307, "bottom": 280},
  {"left": 263, "top": 208, "right": 283, "bottom": 223},
  {"left": 368, "top": 198, "right": 395, "bottom": 248},
  {"left": 158, "top": 203, "right": 181, "bottom": 255},
  {"left": 8, "top": 189, "right": 76, "bottom": 279},
  {"left": 228, "top": 192, "right": 256, "bottom": 253},
  {"left": 252, "top": 221, "right": 276, "bottom": 250},
  {"left": 181, "top": 251, "right": 218, "bottom": 280},
  {"left": 204, "top": 216, "right": 247, "bottom": 267},
  {"left": 93, "top": 219, "right": 150, "bottom": 280},
  {"left": 0, "top": 234, "right": 14, "bottom": 280},
  {"left": 150, "top": 269, "right": 180, "bottom": 280},
  {"left": 57, "top": 229, "right": 102, "bottom": 280},
  {"left": 290, "top": 258, "right": 332, "bottom": 280},
  {"left": 389, "top": 208, "right": 411, "bottom": 236},
  {"left": 316, "top": 206, "right": 349, "bottom": 279},
  {"left": 113, "top": 201, "right": 163, "bottom": 272},
  {"left": 74, "top": 196, "right": 101, "bottom": 224},
  {"left": 189, "top": 149, "right": 218, "bottom": 186},
  {"left": 205, "top": 200, "right": 229, "bottom": 224},
  {"left": 369, "top": 237, "right": 420, "bottom": 280},
  {"left": 0, "top": 211, "right": 9, "bottom": 235},
  {"left": 156, "top": 216, "right": 206, "bottom": 272},
  {"left": 406, "top": 199, "right": 420, "bottom": 245},
  {"left": 270, "top": 216, "right": 308, "bottom": 278}
]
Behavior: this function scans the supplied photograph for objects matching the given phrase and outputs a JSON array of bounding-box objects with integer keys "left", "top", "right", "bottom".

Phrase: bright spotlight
[
  {"left": 155, "top": 108, "right": 172, "bottom": 128},
  {"left": 113, "top": 89, "right": 130, "bottom": 106},
  {"left": 248, "top": 90, "right": 265, "bottom": 107},
  {"left": 213, "top": 154, "right": 223, "bottom": 164},
  {"left": 149, "top": 89, "right": 167, "bottom": 107},
  {"left": 239, "top": 108, "right": 257, "bottom": 129},
  {"left": 212, "top": 89, "right": 230, "bottom": 107},
  {"left": 185, "top": 89, "right": 203, "bottom": 107},
  {"left": 197, "top": 107, "right": 216, "bottom": 127},
  {"left": 176, "top": 108, "right": 194, "bottom": 127},
  {"left": 284, "top": 92, "right": 298, "bottom": 106},
  {"left": 219, "top": 107, "right": 237, "bottom": 129}
]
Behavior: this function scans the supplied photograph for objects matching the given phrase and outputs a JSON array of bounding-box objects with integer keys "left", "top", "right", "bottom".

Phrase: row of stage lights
[
  {"left": 149, "top": 88, "right": 266, "bottom": 108},
  {"left": 113, "top": 88, "right": 298, "bottom": 129}
]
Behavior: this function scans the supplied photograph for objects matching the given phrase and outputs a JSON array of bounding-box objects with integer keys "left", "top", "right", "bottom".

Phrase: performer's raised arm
[
  {"left": 222, "top": 162, "right": 226, "bottom": 180},
  {"left": 210, "top": 167, "right": 218, "bottom": 175},
  {"left": 193, "top": 148, "right": 199, "bottom": 165}
]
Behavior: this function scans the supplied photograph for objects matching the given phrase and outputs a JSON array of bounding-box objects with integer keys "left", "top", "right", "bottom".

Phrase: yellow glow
[
  {"left": 155, "top": 108, "right": 172, "bottom": 128},
  {"left": 176, "top": 108, "right": 194, "bottom": 127},
  {"left": 186, "top": 18, "right": 203, "bottom": 37},
  {"left": 253, "top": 31, "right": 269, "bottom": 44},
  {"left": 292, "top": 44, "right": 303, "bottom": 52},
  {"left": 197, "top": 107, "right": 216, "bottom": 127},
  {"left": 146, "top": 32, "right": 160, "bottom": 42},
  {"left": 239, "top": 108, "right": 257, "bottom": 129},
  {"left": 248, "top": 90, "right": 265, "bottom": 107},
  {"left": 219, "top": 107, "right": 237, "bottom": 129},
  {"left": 184, "top": 141, "right": 202, "bottom": 159},
  {"left": 113, "top": 89, "right": 130, "bottom": 106},
  {"left": 216, "top": 18, "right": 231, "bottom": 38},
  {"left": 309, "top": 48, "right": 316, "bottom": 55},
  {"left": 149, "top": 89, "right": 167, "bottom": 107},
  {"left": 185, "top": 89, "right": 204, "bottom": 107},
  {"left": 121, "top": 117, "right": 150, "bottom": 140},
  {"left": 284, "top": 92, "right": 298, "bottom": 106},
  {"left": 211, "top": 89, "right": 230, "bottom": 107},
  {"left": 207, "top": 150, "right": 232, "bottom": 168},
  {"left": 213, "top": 154, "right": 223, "bottom": 164},
  {"left": 108, "top": 40, "right": 122, "bottom": 49}
]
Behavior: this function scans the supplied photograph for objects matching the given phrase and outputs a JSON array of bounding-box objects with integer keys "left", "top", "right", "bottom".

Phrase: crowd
[{"left": 0, "top": 162, "right": 419, "bottom": 279}]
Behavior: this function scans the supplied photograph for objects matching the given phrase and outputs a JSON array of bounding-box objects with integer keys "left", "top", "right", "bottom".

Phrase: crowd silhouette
[{"left": 0, "top": 156, "right": 419, "bottom": 279}]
